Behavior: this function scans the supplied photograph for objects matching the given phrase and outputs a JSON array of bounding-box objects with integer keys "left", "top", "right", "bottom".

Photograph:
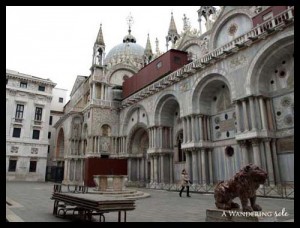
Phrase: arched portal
[
  {"left": 127, "top": 124, "right": 149, "bottom": 185},
  {"left": 154, "top": 94, "right": 181, "bottom": 184}
]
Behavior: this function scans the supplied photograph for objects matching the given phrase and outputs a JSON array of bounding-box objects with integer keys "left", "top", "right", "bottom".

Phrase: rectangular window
[
  {"left": 263, "top": 11, "right": 273, "bottom": 21},
  {"left": 48, "top": 132, "right": 51, "bottom": 139},
  {"left": 59, "top": 97, "right": 63, "bottom": 103},
  {"left": 32, "top": 130, "right": 40, "bottom": 140},
  {"left": 35, "top": 107, "right": 43, "bottom": 121},
  {"left": 156, "top": 61, "right": 162, "bottom": 69},
  {"left": 20, "top": 81, "right": 27, "bottom": 88},
  {"left": 49, "top": 116, "right": 53, "bottom": 125},
  {"left": 29, "top": 160, "right": 37, "bottom": 172},
  {"left": 8, "top": 159, "right": 17, "bottom": 172},
  {"left": 38, "top": 85, "right": 45, "bottom": 91},
  {"left": 6, "top": 79, "right": 8, "bottom": 85},
  {"left": 15, "top": 104, "right": 24, "bottom": 119},
  {"left": 174, "top": 56, "right": 181, "bottom": 64},
  {"left": 47, "top": 145, "right": 50, "bottom": 154},
  {"left": 12, "top": 128, "right": 21, "bottom": 138}
]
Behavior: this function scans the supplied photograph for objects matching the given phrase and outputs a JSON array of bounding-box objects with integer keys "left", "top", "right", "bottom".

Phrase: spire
[
  {"left": 168, "top": 12, "right": 179, "bottom": 36},
  {"left": 166, "top": 12, "right": 180, "bottom": 51},
  {"left": 144, "top": 33, "right": 153, "bottom": 56},
  {"left": 92, "top": 23, "right": 105, "bottom": 67},
  {"left": 144, "top": 34, "right": 153, "bottom": 65},
  {"left": 95, "top": 23, "right": 105, "bottom": 46},
  {"left": 155, "top": 38, "right": 160, "bottom": 54}
]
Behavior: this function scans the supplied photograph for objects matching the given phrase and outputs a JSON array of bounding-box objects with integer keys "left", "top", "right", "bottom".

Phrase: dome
[{"left": 104, "top": 42, "right": 145, "bottom": 66}]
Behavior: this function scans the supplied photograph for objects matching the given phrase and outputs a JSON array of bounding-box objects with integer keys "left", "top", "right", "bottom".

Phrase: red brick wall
[
  {"left": 252, "top": 6, "right": 288, "bottom": 27},
  {"left": 84, "top": 158, "right": 127, "bottom": 187},
  {"left": 122, "top": 49, "right": 188, "bottom": 98}
]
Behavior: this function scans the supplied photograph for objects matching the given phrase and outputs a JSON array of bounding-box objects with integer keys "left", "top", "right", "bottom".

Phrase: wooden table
[{"left": 51, "top": 192, "right": 135, "bottom": 222}]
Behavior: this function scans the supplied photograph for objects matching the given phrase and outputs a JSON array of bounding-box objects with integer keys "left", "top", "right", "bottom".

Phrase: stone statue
[{"left": 214, "top": 163, "right": 268, "bottom": 212}]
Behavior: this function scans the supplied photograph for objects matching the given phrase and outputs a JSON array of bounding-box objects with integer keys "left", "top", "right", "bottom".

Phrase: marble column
[
  {"left": 240, "top": 140, "right": 249, "bottom": 166},
  {"left": 252, "top": 139, "right": 261, "bottom": 167},
  {"left": 92, "top": 83, "right": 96, "bottom": 100},
  {"left": 64, "top": 159, "right": 69, "bottom": 183},
  {"left": 192, "top": 150, "right": 198, "bottom": 184},
  {"left": 141, "top": 158, "right": 145, "bottom": 182},
  {"left": 169, "top": 154, "right": 173, "bottom": 183},
  {"left": 187, "top": 117, "right": 191, "bottom": 142},
  {"left": 150, "top": 156, "right": 154, "bottom": 183},
  {"left": 137, "top": 158, "right": 140, "bottom": 181},
  {"left": 201, "top": 148, "right": 206, "bottom": 184},
  {"left": 264, "top": 139, "right": 275, "bottom": 185},
  {"left": 183, "top": 118, "right": 186, "bottom": 143},
  {"left": 127, "top": 158, "right": 131, "bottom": 182},
  {"left": 271, "top": 139, "right": 281, "bottom": 184},
  {"left": 259, "top": 97, "right": 268, "bottom": 131},
  {"left": 242, "top": 99, "right": 249, "bottom": 132},
  {"left": 154, "top": 155, "right": 158, "bottom": 183},
  {"left": 198, "top": 115, "right": 203, "bottom": 141},
  {"left": 207, "top": 117, "right": 211, "bottom": 141},
  {"left": 191, "top": 115, "right": 195, "bottom": 142},
  {"left": 160, "top": 154, "right": 164, "bottom": 183},
  {"left": 185, "top": 150, "right": 191, "bottom": 178},
  {"left": 266, "top": 99, "right": 275, "bottom": 131},
  {"left": 249, "top": 96, "right": 257, "bottom": 131},
  {"left": 197, "top": 150, "right": 202, "bottom": 184},
  {"left": 203, "top": 116, "right": 207, "bottom": 141},
  {"left": 208, "top": 149, "right": 213, "bottom": 185},
  {"left": 235, "top": 101, "right": 241, "bottom": 133},
  {"left": 145, "top": 157, "right": 149, "bottom": 183}
]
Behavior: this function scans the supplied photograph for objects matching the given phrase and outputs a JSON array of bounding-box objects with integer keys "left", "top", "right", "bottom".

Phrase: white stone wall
[{"left": 6, "top": 70, "right": 55, "bottom": 182}]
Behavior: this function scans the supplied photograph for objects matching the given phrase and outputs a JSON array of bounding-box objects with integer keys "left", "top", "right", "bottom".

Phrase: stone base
[{"left": 206, "top": 209, "right": 277, "bottom": 222}]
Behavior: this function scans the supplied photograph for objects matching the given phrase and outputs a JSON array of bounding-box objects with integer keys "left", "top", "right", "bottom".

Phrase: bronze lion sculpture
[{"left": 214, "top": 163, "right": 268, "bottom": 212}]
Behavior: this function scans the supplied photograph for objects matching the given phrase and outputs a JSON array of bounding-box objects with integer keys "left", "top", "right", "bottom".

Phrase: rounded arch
[
  {"left": 191, "top": 73, "right": 232, "bottom": 114},
  {"left": 127, "top": 123, "right": 149, "bottom": 155},
  {"left": 122, "top": 104, "right": 149, "bottom": 135},
  {"left": 246, "top": 31, "right": 294, "bottom": 95},
  {"left": 154, "top": 93, "right": 180, "bottom": 126},
  {"left": 56, "top": 127, "right": 65, "bottom": 158},
  {"left": 107, "top": 64, "right": 138, "bottom": 84},
  {"left": 209, "top": 8, "right": 254, "bottom": 51}
]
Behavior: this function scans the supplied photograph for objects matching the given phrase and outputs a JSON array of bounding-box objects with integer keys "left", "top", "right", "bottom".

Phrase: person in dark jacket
[{"left": 179, "top": 169, "right": 191, "bottom": 197}]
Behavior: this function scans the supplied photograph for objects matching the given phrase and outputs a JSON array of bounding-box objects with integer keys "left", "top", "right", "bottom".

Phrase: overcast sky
[{"left": 6, "top": 6, "right": 206, "bottom": 100}]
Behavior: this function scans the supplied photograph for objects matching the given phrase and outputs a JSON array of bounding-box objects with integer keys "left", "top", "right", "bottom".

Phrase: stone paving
[{"left": 6, "top": 181, "right": 294, "bottom": 222}]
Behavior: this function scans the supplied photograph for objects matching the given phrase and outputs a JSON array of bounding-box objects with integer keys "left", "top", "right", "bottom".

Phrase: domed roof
[
  {"left": 104, "top": 28, "right": 145, "bottom": 67},
  {"left": 104, "top": 42, "right": 144, "bottom": 66}
]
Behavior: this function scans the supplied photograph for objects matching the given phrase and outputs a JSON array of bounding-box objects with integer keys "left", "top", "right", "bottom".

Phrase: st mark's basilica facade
[{"left": 51, "top": 6, "right": 294, "bottom": 195}]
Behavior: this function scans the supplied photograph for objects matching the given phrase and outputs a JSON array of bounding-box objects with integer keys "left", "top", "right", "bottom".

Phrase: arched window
[{"left": 101, "top": 124, "right": 111, "bottom": 136}]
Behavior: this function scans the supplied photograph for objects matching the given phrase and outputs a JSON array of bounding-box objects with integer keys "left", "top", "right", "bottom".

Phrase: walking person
[{"left": 179, "top": 169, "right": 191, "bottom": 197}]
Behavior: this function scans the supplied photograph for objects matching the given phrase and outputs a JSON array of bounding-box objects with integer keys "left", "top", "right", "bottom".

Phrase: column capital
[
  {"left": 263, "top": 137, "right": 271, "bottom": 142},
  {"left": 251, "top": 138, "right": 260, "bottom": 146},
  {"left": 238, "top": 140, "right": 248, "bottom": 147}
]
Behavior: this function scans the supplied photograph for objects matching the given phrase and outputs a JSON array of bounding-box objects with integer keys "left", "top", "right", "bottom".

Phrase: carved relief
[
  {"left": 11, "top": 146, "right": 18, "bottom": 153},
  {"left": 228, "top": 55, "right": 248, "bottom": 71},
  {"left": 31, "top": 148, "right": 38, "bottom": 154},
  {"left": 273, "top": 93, "right": 294, "bottom": 130},
  {"left": 179, "top": 81, "right": 190, "bottom": 92}
]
